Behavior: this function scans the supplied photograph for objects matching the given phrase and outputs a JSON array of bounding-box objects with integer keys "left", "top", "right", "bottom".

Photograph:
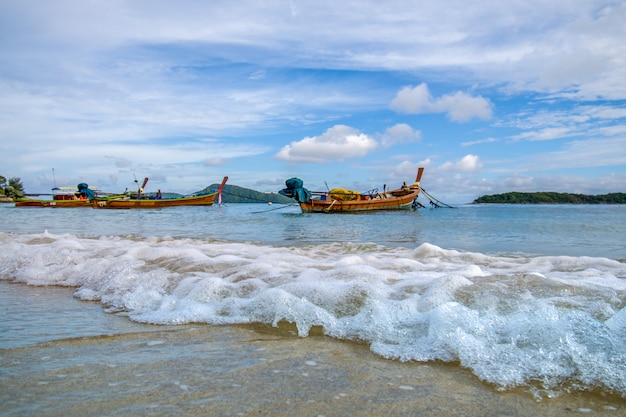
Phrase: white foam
[
  {"left": 605, "top": 307, "right": 626, "bottom": 332},
  {"left": 1, "top": 231, "right": 625, "bottom": 396}
]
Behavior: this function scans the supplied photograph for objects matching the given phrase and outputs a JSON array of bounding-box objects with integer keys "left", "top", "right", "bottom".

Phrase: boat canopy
[{"left": 279, "top": 178, "right": 311, "bottom": 203}]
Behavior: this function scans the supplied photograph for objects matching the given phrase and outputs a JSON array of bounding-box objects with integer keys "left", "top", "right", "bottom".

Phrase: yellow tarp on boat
[{"left": 329, "top": 188, "right": 360, "bottom": 201}]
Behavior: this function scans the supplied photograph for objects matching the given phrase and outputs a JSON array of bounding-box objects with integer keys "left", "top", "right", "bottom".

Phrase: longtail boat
[
  {"left": 279, "top": 168, "right": 424, "bottom": 213},
  {"left": 14, "top": 183, "right": 99, "bottom": 208},
  {"left": 92, "top": 176, "right": 228, "bottom": 209}
]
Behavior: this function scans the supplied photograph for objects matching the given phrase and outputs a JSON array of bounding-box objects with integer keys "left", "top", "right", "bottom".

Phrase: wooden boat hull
[
  {"left": 300, "top": 189, "right": 420, "bottom": 213},
  {"left": 282, "top": 168, "right": 425, "bottom": 214},
  {"left": 14, "top": 198, "right": 92, "bottom": 208},
  {"left": 92, "top": 192, "right": 219, "bottom": 209},
  {"left": 14, "top": 182, "right": 102, "bottom": 208},
  {"left": 92, "top": 176, "right": 228, "bottom": 209}
]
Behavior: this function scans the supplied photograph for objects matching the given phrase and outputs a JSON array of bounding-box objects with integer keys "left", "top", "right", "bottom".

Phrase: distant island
[
  {"left": 473, "top": 192, "right": 626, "bottom": 204},
  {"left": 201, "top": 183, "right": 294, "bottom": 204}
]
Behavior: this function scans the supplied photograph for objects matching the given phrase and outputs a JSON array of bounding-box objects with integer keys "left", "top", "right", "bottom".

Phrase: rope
[
  {"left": 324, "top": 199, "right": 338, "bottom": 213},
  {"left": 420, "top": 188, "right": 455, "bottom": 208},
  {"left": 252, "top": 203, "right": 299, "bottom": 213},
  {"left": 412, "top": 198, "right": 426, "bottom": 209}
]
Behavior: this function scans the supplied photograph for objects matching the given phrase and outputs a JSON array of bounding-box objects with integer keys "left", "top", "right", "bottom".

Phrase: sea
[{"left": 1, "top": 202, "right": 625, "bottom": 416}]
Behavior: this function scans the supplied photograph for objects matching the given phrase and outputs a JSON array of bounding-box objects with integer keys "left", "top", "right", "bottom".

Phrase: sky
[{"left": 1, "top": 0, "right": 625, "bottom": 203}]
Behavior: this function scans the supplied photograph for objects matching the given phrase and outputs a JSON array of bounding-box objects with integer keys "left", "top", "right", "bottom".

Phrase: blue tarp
[
  {"left": 279, "top": 178, "right": 311, "bottom": 203},
  {"left": 77, "top": 183, "right": 95, "bottom": 200}
]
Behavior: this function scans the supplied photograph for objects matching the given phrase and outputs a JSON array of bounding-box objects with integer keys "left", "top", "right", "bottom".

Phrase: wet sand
[{"left": 0, "top": 283, "right": 623, "bottom": 416}]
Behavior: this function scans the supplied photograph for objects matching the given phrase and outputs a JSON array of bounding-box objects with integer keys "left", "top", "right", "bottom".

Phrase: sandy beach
[{"left": 1, "top": 297, "right": 623, "bottom": 417}]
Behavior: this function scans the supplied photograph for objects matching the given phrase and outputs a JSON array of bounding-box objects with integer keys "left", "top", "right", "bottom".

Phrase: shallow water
[
  {"left": 1, "top": 202, "right": 625, "bottom": 415},
  {"left": 2, "top": 203, "right": 625, "bottom": 258},
  {"left": 1, "top": 281, "right": 624, "bottom": 417}
]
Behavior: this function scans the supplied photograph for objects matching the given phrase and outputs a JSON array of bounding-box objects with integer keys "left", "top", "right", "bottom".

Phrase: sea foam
[{"left": 1, "top": 231, "right": 625, "bottom": 396}]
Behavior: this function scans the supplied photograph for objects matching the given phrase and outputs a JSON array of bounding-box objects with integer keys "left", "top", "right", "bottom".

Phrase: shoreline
[
  {"left": 1, "top": 281, "right": 623, "bottom": 417},
  {"left": 1, "top": 324, "right": 624, "bottom": 417}
]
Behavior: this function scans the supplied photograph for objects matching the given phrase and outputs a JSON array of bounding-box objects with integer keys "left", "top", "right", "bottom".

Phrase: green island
[
  {"left": 473, "top": 192, "right": 626, "bottom": 204},
  {"left": 200, "top": 183, "right": 294, "bottom": 204}
]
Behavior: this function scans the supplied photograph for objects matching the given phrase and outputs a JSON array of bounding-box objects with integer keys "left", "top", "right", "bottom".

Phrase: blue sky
[{"left": 1, "top": 0, "right": 625, "bottom": 203}]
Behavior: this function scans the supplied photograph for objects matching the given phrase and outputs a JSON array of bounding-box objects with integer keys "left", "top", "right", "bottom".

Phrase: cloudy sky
[{"left": 1, "top": 0, "right": 625, "bottom": 203}]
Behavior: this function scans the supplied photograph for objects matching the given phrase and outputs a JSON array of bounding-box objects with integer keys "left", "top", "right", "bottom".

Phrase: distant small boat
[
  {"left": 280, "top": 168, "right": 424, "bottom": 213},
  {"left": 92, "top": 177, "right": 228, "bottom": 209},
  {"left": 14, "top": 183, "right": 99, "bottom": 208}
]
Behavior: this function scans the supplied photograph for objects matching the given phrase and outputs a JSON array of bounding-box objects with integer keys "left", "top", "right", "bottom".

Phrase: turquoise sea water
[
  {"left": 1, "top": 202, "right": 625, "bottom": 410},
  {"left": 2, "top": 203, "right": 625, "bottom": 258}
]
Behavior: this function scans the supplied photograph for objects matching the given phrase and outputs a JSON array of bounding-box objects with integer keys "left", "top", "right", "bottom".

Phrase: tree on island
[
  {"left": 0, "top": 176, "right": 25, "bottom": 199},
  {"left": 473, "top": 191, "right": 626, "bottom": 204}
]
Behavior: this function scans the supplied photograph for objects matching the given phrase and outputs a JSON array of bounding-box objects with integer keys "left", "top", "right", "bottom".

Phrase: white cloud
[
  {"left": 436, "top": 91, "right": 493, "bottom": 122},
  {"left": 275, "top": 125, "right": 377, "bottom": 163},
  {"left": 462, "top": 137, "right": 499, "bottom": 147},
  {"left": 204, "top": 157, "right": 225, "bottom": 166},
  {"left": 478, "top": 172, "right": 626, "bottom": 196},
  {"left": 2, "top": 0, "right": 626, "bottom": 197},
  {"left": 598, "top": 124, "right": 626, "bottom": 136},
  {"left": 389, "top": 83, "right": 492, "bottom": 122},
  {"left": 248, "top": 70, "right": 266, "bottom": 80},
  {"left": 389, "top": 83, "right": 431, "bottom": 114},
  {"left": 112, "top": 157, "right": 133, "bottom": 168},
  {"left": 504, "top": 104, "right": 626, "bottom": 143},
  {"left": 439, "top": 154, "right": 482, "bottom": 172},
  {"left": 584, "top": 106, "right": 626, "bottom": 120},
  {"left": 529, "top": 136, "right": 626, "bottom": 170},
  {"left": 390, "top": 159, "right": 431, "bottom": 181},
  {"left": 511, "top": 127, "right": 576, "bottom": 142},
  {"left": 381, "top": 123, "right": 421, "bottom": 147}
]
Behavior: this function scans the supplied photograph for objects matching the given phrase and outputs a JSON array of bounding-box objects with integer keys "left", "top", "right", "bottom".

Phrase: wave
[{"left": 1, "top": 231, "right": 625, "bottom": 397}]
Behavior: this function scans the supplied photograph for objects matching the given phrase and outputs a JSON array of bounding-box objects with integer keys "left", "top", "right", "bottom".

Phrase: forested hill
[
  {"left": 200, "top": 183, "right": 294, "bottom": 204},
  {"left": 473, "top": 192, "right": 626, "bottom": 204}
]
